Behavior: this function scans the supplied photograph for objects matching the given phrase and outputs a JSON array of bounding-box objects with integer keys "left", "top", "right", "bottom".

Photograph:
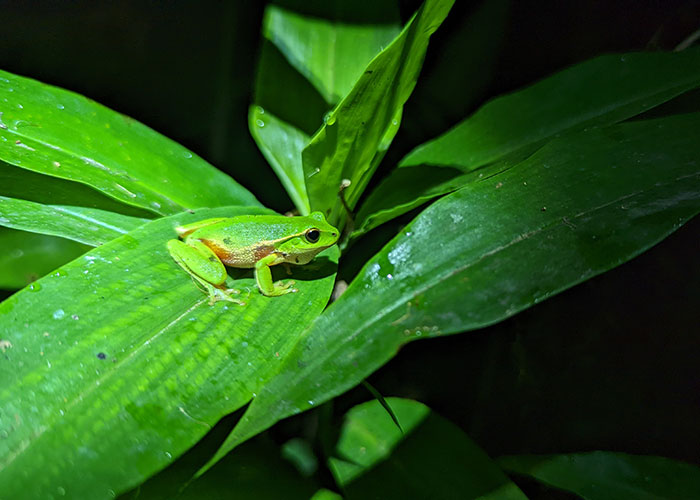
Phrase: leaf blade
[
  {"left": 0, "top": 70, "right": 260, "bottom": 215},
  {"left": 263, "top": 4, "right": 400, "bottom": 104},
  {"left": 0, "top": 206, "right": 338, "bottom": 499},
  {"left": 249, "top": 106, "right": 311, "bottom": 214},
  {"left": 401, "top": 48, "right": 700, "bottom": 171},
  {"left": 498, "top": 452, "right": 700, "bottom": 500},
  {"left": 216, "top": 113, "right": 700, "bottom": 457},
  {"left": 329, "top": 398, "right": 528, "bottom": 500},
  {"left": 0, "top": 196, "right": 147, "bottom": 246},
  {"left": 302, "top": 0, "right": 455, "bottom": 224}
]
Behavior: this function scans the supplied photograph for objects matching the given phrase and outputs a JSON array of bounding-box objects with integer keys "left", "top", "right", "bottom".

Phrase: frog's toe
[
  {"left": 208, "top": 287, "right": 245, "bottom": 306},
  {"left": 265, "top": 280, "right": 297, "bottom": 296}
]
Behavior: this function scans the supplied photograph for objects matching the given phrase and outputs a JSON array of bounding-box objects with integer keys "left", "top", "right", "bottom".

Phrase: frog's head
[{"left": 284, "top": 211, "right": 339, "bottom": 264}]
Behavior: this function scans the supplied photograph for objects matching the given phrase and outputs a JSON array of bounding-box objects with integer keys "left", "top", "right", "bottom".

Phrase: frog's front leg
[
  {"left": 255, "top": 253, "right": 297, "bottom": 297},
  {"left": 167, "top": 239, "right": 244, "bottom": 305}
]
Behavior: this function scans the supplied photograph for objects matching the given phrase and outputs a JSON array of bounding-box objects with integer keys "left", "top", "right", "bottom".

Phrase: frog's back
[{"left": 192, "top": 215, "right": 304, "bottom": 268}]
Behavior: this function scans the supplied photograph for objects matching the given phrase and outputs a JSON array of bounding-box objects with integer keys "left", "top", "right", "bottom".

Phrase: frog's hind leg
[{"left": 167, "top": 239, "right": 244, "bottom": 305}]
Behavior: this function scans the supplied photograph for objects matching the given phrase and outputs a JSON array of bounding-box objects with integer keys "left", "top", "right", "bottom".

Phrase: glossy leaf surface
[
  {"left": 329, "top": 398, "right": 527, "bottom": 499},
  {"left": 0, "top": 206, "right": 338, "bottom": 499},
  {"left": 302, "top": 0, "right": 454, "bottom": 224},
  {"left": 353, "top": 165, "right": 467, "bottom": 236},
  {"left": 0, "top": 196, "right": 147, "bottom": 246},
  {"left": 355, "top": 48, "right": 700, "bottom": 235},
  {"left": 499, "top": 452, "right": 700, "bottom": 500},
  {"left": 401, "top": 48, "right": 700, "bottom": 170},
  {"left": 214, "top": 113, "right": 700, "bottom": 459},
  {"left": 0, "top": 70, "right": 259, "bottom": 215},
  {"left": 249, "top": 106, "right": 311, "bottom": 214},
  {"left": 263, "top": 4, "right": 400, "bottom": 104},
  {"left": 0, "top": 162, "right": 154, "bottom": 218}
]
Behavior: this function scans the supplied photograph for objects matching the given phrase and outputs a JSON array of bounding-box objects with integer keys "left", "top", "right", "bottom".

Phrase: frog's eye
[{"left": 305, "top": 228, "right": 320, "bottom": 243}]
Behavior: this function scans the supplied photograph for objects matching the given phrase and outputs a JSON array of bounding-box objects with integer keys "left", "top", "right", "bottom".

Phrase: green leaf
[
  {"left": 0, "top": 196, "right": 147, "bottom": 246},
  {"left": 329, "top": 398, "right": 527, "bottom": 499},
  {"left": 263, "top": 3, "right": 400, "bottom": 104},
  {"left": 0, "top": 228, "right": 89, "bottom": 289},
  {"left": 329, "top": 398, "right": 429, "bottom": 485},
  {"left": 302, "top": 0, "right": 455, "bottom": 224},
  {"left": 249, "top": 106, "right": 311, "bottom": 214},
  {"left": 401, "top": 48, "right": 700, "bottom": 171},
  {"left": 498, "top": 452, "right": 700, "bottom": 500},
  {"left": 0, "top": 206, "right": 338, "bottom": 499},
  {"left": 353, "top": 165, "right": 467, "bottom": 237},
  {"left": 359, "top": 49, "right": 700, "bottom": 236},
  {"left": 253, "top": 39, "right": 329, "bottom": 137},
  {"left": 358, "top": 48, "right": 700, "bottom": 236},
  {"left": 0, "top": 70, "right": 260, "bottom": 215},
  {"left": 0, "top": 162, "right": 155, "bottom": 218},
  {"left": 212, "top": 113, "right": 700, "bottom": 458}
]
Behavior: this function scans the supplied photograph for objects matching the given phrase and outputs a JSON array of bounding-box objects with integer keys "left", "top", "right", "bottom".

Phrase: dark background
[{"left": 2, "top": 0, "right": 699, "bottom": 490}]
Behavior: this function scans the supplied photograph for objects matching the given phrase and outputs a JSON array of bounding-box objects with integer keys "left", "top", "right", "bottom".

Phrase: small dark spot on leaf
[
  {"left": 541, "top": 207, "right": 547, "bottom": 212},
  {"left": 97, "top": 352, "right": 106, "bottom": 360},
  {"left": 223, "top": 237, "right": 232, "bottom": 245},
  {"left": 365, "top": 70, "right": 373, "bottom": 74}
]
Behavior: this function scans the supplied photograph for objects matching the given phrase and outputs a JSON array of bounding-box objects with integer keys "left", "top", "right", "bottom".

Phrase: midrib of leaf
[
  {"left": 2, "top": 122, "right": 182, "bottom": 211},
  {"left": 0, "top": 297, "right": 209, "bottom": 471},
  {"left": 50, "top": 206, "right": 136, "bottom": 235},
  {"left": 247, "top": 173, "right": 693, "bottom": 417}
]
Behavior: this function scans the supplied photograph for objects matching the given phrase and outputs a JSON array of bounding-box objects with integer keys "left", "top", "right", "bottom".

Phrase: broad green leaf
[
  {"left": 0, "top": 162, "right": 155, "bottom": 218},
  {"left": 0, "top": 206, "right": 338, "bottom": 499},
  {"left": 212, "top": 113, "right": 700, "bottom": 459},
  {"left": 0, "top": 70, "right": 260, "bottom": 215},
  {"left": 254, "top": 39, "right": 329, "bottom": 137},
  {"left": 263, "top": 3, "right": 400, "bottom": 104},
  {"left": 329, "top": 398, "right": 430, "bottom": 484},
  {"left": 498, "top": 452, "right": 700, "bottom": 500},
  {"left": 302, "top": 0, "right": 455, "bottom": 225},
  {"left": 353, "top": 165, "right": 467, "bottom": 236},
  {"left": 249, "top": 106, "right": 311, "bottom": 214},
  {"left": 359, "top": 48, "right": 700, "bottom": 236},
  {"left": 0, "top": 196, "right": 147, "bottom": 246},
  {"left": 329, "top": 398, "right": 527, "bottom": 499},
  {"left": 0, "top": 229, "right": 89, "bottom": 289},
  {"left": 353, "top": 156, "right": 521, "bottom": 237},
  {"left": 401, "top": 48, "right": 700, "bottom": 171}
]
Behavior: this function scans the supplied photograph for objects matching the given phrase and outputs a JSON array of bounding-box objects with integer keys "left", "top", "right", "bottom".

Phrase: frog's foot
[
  {"left": 209, "top": 285, "right": 245, "bottom": 306},
  {"left": 193, "top": 279, "right": 244, "bottom": 306},
  {"left": 267, "top": 280, "right": 297, "bottom": 297}
]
